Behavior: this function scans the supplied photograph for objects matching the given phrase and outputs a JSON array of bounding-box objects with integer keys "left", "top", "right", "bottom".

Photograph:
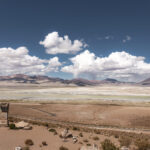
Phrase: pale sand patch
[{"left": 0, "top": 125, "right": 119, "bottom": 150}]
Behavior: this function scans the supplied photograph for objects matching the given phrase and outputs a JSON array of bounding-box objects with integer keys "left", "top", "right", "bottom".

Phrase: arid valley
[{"left": 1, "top": 79, "right": 150, "bottom": 150}]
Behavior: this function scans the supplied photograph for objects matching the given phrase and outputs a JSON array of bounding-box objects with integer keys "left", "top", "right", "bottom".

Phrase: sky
[{"left": 0, "top": 0, "right": 150, "bottom": 82}]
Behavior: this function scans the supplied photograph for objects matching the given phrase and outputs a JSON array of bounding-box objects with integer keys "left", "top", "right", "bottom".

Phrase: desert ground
[
  {"left": 0, "top": 124, "right": 125, "bottom": 150},
  {"left": 9, "top": 103, "right": 150, "bottom": 130},
  {"left": 1, "top": 85, "right": 150, "bottom": 150}
]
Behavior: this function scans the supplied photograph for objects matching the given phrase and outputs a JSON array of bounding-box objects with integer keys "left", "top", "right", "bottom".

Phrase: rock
[
  {"left": 24, "top": 126, "right": 32, "bottom": 130},
  {"left": 15, "top": 147, "right": 22, "bottom": 150},
  {"left": 15, "top": 121, "right": 29, "bottom": 129},
  {"left": 61, "top": 128, "right": 69, "bottom": 138},
  {"left": 73, "top": 136, "right": 78, "bottom": 143},
  {"left": 80, "top": 144, "right": 99, "bottom": 150},
  {"left": 66, "top": 133, "right": 73, "bottom": 138},
  {"left": 120, "top": 146, "right": 129, "bottom": 150}
]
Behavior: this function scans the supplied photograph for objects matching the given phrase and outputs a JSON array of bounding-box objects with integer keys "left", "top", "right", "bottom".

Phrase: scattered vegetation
[
  {"left": 94, "top": 130, "right": 101, "bottom": 134},
  {"left": 22, "top": 147, "right": 30, "bottom": 150},
  {"left": 48, "top": 128, "right": 56, "bottom": 132},
  {"left": 101, "top": 139, "right": 119, "bottom": 150},
  {"left": 59, "top": 146, "right": 69, "bottom": 150},
  {"left": 72, "top": 127, "right": 80, "bottom": 131},
  {"left": 93, "top": 136, "right": 99, "bottom": 141},
  {"left": 114, "top": 135, "right": 119, "bottom": 138},
  {"left": 135, "top": 139, "right": 150, "bottom": 150},
  {"left": 25, "top": 139, "right": 34, "bottom": 146},
  {"left": 119, "top": 136, "right": 131, "bottom": 147},
  {"left": 9, "top": 123, "right": 17, "bottom": 129},
  {"left": 87, "top": 143, "right": 91, "bottom": 146},
  {"left": 79, "top": 141, "right": 83, "bottom": 144},
  {"left": 79, "top": 132, "right": 83, "bottom": 137},
  {"left": 83, "top": 139, "right": 89, "bottom": 143},
  {"left": 42, "top": 141, "right": 47, "bottom": 146}
]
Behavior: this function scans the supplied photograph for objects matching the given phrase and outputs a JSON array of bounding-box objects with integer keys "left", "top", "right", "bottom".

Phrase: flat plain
[
  {"left": 1, "top": 85, "right": 150, "bottom": 150},
  {"left": 1, "top": 84, "right": 148, "bottom": 129},
  {"left": 0, "top": 85, "right": 150, "bottom": 102}
]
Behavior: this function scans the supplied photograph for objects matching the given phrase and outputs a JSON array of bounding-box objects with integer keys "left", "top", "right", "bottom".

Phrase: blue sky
[{"left": 0, "top": 0, "right": 150, "bottom": 81}]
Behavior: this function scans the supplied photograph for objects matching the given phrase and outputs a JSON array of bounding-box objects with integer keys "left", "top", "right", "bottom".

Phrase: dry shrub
[
  {"left": 79, "top": 132, "right": 83, "bottom": 137},
  {"left": 9, "top": 123, "right": 17, "bottom": 129},
  {"left": 25, "top": 139, "right": 34, "bottom": 146},
  {"left": 94, "top": 130, "right": 101, "bottom": 134},
  {"left": 93, "top": 136, "right": 99, "bottom": 141},
  {"left": 22, "top": 147, "right": 30, "bottom": 150},
  {"left": 73, "top": 127, "right": 80, "bottom": 131},
  {"left": 135, "top": 139, "right": 150, "bottom": 150},
  {"left": 114, "top": 134, "right": 119, "bottom": 138},
  {"left": 83, "top": 139, "right": 89, "bottom": 143},
  {"left": 48, "top": 128, "right": 56, "bottom": 132},
  {"left": 59, "top": 146, "right": 69, "bottom": 150},
  {"left": 119, "top": 136, "right": 132, "bottom": 147},
  {"left": 42, "top": 141, "right": 47, "bottom": 146},
  {"left": 101, "top": 139, "right": 119, "bottom": 150},
  {"left": 87, "top": 143, "right": 91, "bottom": 146}
]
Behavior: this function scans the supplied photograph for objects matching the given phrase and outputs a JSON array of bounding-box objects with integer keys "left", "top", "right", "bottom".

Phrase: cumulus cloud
[
  {"left": 39, "top": 31, "right": 86, "bottom": 54},
  {"left": 122, "top": 35, "right": 131, "bottom": 43},
  {"left": 0, "top": 47, "right": 61, "bottom": 75},
  {"left": 61, "top": 50, "right": 150, "bottom": 81}
]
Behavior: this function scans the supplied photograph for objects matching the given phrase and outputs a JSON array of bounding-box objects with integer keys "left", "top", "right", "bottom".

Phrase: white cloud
[
  {"left": 123, "top": 35, "right": 132, "bottom": 43},
  {"left": 39, "top": 31, "right": 86, "bottom": 54},
  {"left": 61, "top": 50, "right": 150, "bottom": 81},
  {"left": 0, "top": 47, "right": 61, "bottom": 76}
]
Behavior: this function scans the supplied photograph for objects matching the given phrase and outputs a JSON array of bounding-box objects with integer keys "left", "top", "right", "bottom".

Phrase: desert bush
[
  {"left": 83, "top": 139, "right": 89, "bottom": 143},
  {"left": 42, "top": 141, "right": 47, "bottom": 146},
  {"left": 43, "top": 123, "right": 49, "bottom": 127},
  {"left": 59, "top": 146, "right": 69, "bottom": 150},
  {"left": 119, "top": 136, "right": 131, "bottom": 147},
  {"left": 93, "top": 136, "right": 99, "bottom": 141},
  {"left": 135, "top": 139, "right": 150, "bottom": 150},
  {"left": 25, "top": 139, "right": 34, "bottom": 146},
  {"left": 114, "top": 135, "right": 119, "bottom": 138},
  {"left": 22, "top": 147, "right": 30, "bottom": 150},
  {"left": 73, "top": 127, "right": 80, "bottom": 131},
  {"left": 9, "top": 123, "right": 16, "bottom": 129},
  {"left": 101, "top": 139, "right": 119, "bottom": 150},
  {"left": 79, "top": 132, "right": 83, "bottom": 137},
  {"left": 48, "top": 128, "right": 56, "bottom": 132},
  {"left": 87, "top": 143, "right": 91, "bottom": 146},
  {"left": 94, "top": 130, "right": 101, "bottom": 134},
  {"left": 67, "top": 133, "right": 73, "bottom": 138}
]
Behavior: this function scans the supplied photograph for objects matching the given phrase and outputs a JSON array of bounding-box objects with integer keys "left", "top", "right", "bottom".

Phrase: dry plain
[{"left": 1, "top": 85, "right": 150, "bottom": 150}]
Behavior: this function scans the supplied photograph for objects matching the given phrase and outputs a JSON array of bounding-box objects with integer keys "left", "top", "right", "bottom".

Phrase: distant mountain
[
  {"left": 66, "top": 78, "right": 99, "bottom": 86},
  {"left": 99, "top": 78, "right": 121, "bottom": 84},
  {"left": 0, "top": 74, "right": 64, "bottom": 84},
  {"left": 139, "top": 78, "right": 150, "bottom": 85},
  {"left": 0, "top": 74, "right": 140, "bottom": 86}
]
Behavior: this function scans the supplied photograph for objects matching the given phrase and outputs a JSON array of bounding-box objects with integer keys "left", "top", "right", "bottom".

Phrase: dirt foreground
[{"left": 0, "top": 125, "right": 120, "bottom": 150}]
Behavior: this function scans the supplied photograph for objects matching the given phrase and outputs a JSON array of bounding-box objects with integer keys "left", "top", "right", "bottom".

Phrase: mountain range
[{"left": 0, "top": 74, "right": 149, "bottom": 86}]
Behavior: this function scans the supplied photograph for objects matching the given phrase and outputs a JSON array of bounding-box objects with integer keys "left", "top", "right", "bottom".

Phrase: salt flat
[{"left": 0, "top": 85, "right": 150, "bottom": 102}]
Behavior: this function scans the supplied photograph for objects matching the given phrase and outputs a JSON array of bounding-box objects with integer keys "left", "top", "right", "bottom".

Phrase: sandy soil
[
  {"left": 9, "top": 103, "right": 150, "bottom": 129},
  {"left": 0, "top": 125, "right": 120, "bottom": 150}
]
